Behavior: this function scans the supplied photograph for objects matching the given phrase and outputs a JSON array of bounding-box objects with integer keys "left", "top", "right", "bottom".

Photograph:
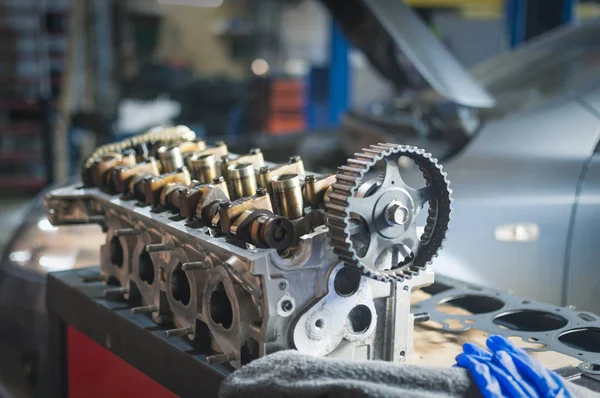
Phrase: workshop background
[
  {"left": 2, "top": 0, "right": 600, "bottom": 397},
  {"left": 1, "top": 0, "right": 597, "bottom": 249},
  {"left": 1, "top": 0, "right": 599, "bottom": 289}
]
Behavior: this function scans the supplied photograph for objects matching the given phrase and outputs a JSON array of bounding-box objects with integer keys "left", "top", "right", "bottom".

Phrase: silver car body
[{"left": 435, "top": 87, "right": 600, "bottom": 312}]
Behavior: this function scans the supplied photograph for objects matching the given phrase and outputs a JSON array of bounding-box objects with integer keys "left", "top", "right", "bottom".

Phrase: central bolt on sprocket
[{"left": 325, "top": 143, "right": 452, "bottom": 283}]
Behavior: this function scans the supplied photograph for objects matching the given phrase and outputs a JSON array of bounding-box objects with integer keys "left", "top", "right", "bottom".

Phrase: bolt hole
[
  {"left": 347, "top": 305, "right": 372, "bottom": 334},
  {"left": 315, "top": 319, "right": 325, "bottom": 329},
  {"left": 522, "top": 300, "right": 530, "bottom": 304},
  {"left": 334, "top": 267, "right": 362, "bottom": 297},
  {"left": 281, "top": 300, "right": 293, "bottom": 312}
]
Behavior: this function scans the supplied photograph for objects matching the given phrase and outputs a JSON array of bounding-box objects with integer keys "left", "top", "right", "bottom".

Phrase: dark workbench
[{"left": 46, "top": 267, "right": 229, "bottom": 398}]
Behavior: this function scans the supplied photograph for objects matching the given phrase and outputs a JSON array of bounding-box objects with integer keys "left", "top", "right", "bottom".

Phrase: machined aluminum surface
[{"left": 45, "top": 136, "right": 449, "bottom": 368}]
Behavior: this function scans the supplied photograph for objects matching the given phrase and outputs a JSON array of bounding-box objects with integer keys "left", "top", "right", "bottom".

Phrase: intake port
[
  {"left": 171, "top": 263, "right": 191, "bottom": 306},
  {"left": 209, "top": 282, "right": 233, "bottom": 329},
  {"left": 109, "top": 236, "right": 124, "bottom": 268},
  {"left": 138, "top": 250, "right": 155, "bottom": 285}
]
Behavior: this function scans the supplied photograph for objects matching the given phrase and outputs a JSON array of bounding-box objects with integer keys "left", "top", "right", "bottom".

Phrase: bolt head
[
  {"left": 385, "top": 201, "right": 409, "bottom": 226},
  {"left": 256, "top": 187, "right": 268, "bottom": 196},
  {"left": 213, "top": 176, "right": 225, "bottom": 183},
  {"left": 219, "top": 200, "right": 232, "bottom": 209},
  {"left": 305, "top": 174, "right": 316, "bottom": 183},
  {"left": 250, "top": 148, "right": 261, "bottom": 154}
]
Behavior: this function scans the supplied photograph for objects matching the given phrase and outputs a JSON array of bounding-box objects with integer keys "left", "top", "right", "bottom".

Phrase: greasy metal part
[
  {"left": 181, "top": 261, "right": 212, "bottom": 271},
  {"left": 142, "top": 168, "right": 192, "bottom": 207},
  {"left": 212, "top": 176, "right": 230, "bottom": 200},
  {"left": 165, "top": 326, "right": 193, "bottom": 337},
  {"left": 82, "top": 125, "right": 196, "bottom": 186},
  {"left": 113, "top": 158, "right": 160, "bottom": 194},
  {"left": 186, "top": 142, "right": 229, "bottom": 171},
  {"left": 304, "top": 174, "right": 337, "bottom": 208},
  {"left": 191, "top": 154, "right": 218, "bottom": 184},
  {"left": 176, "top": 139, "right": 206, "bottom": 155},
  {"left": 114, "top": 228, "right": 139, "bottom": 237},
  {"left": 272, "top": 173, "right": 304, "bottom": 220},
  {"left": 232, "top": 210, "right": 294, "bottom": 250},
  {"left": 158, "top": 145, "right": 185, "bottom": 173},
  {"left": 90, "top": 152, "right": 137, "bottom": 191},
  {"left": 159, "top": 183, "right": 187, "bottom": 211},
  {"left": 146, "top": 243, "right": 173, "bottom": 253},
  {"left": 257, "top": 156, "right": 306, "bottom": 196},
  {"left": 46, "top": 132, "right": 450, "bottom": 370},
  {"left": 206, "top": 353, "right": 236, "bottom": 365},
  {"left": 103, "top": 286, "right": 129, "bottom": 298},
  {"left": 232, "top": 149, "right": 265, "bottom": 169},
  {"left": 131, "top": 304, "right": 158, "bottom": 315},
  {"left": 228, "top": 163, "right": 258, "bottom": 199},
  {"left": 177, "top": 183, "right": 230, "bottom": 221},
  {"left": 214, "top": 193, "right": 274, "bottom": 234}
]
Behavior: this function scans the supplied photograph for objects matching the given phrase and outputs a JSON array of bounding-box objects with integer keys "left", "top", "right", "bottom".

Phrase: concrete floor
[{"left": 0, "top": 196, "right": 34, "bottom": 257}]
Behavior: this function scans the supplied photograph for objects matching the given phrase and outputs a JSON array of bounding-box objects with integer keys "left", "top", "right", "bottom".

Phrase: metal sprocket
[{"left": 326, "top": 143, "right": 452, "bottom": 283}]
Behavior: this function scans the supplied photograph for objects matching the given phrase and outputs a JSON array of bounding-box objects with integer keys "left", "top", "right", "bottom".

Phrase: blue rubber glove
[{"left": 456, "top": 335, "right": 573, "bottom": 398}]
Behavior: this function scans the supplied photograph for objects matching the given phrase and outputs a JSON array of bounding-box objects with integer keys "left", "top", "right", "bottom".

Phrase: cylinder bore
[
  {"left": 558, "top": 328, "right": 600, "bottom": 353},
  {"left": 191, "top": 154, "right": 218, "bottom": 184},
  {"left": 138, "top": 250, "right": 155, "bottom": 285},
  {"left": 209, "top": 282, "right": 233, "bottom": 329},
  {"left": 493, "top": 309, "right": 568, "bottom": 332},
  {"left": 110, "top": 236, "right": 124, "bottom": 268},
  {"left": 272, "top": 173, "right": 303, "bottom": 220},
  {"left": 228, "top": 163, "right": 257, "bottom": 198},
  {"left": 171, "top": 263, "right": 191, "bottom": 306},
  {"left": 436, "top": 294, "right": 505, "bottom": 315}
]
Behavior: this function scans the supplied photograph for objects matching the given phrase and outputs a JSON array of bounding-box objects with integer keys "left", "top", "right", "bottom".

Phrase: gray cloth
[{"left": 219, "top": 350, "right": 599, "bottom": 398}]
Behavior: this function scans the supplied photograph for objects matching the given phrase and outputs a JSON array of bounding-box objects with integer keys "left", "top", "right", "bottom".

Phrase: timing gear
[{"left": 326, "top": 143, "right": 452, "bottom": 282}]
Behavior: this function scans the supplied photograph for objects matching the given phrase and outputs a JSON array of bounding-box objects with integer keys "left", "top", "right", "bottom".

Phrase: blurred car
[{"left": 329, "top": 0, "right": 600, "bottom": 313}]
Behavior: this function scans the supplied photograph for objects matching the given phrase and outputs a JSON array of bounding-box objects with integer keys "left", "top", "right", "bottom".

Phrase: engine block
[{"left": 45, "top": 126, "right": 451, "bottom": 367}]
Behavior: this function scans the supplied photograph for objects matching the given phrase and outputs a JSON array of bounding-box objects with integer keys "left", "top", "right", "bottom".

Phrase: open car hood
[{"left": 321, "top": 0, "right": 496, "bottom": 109}]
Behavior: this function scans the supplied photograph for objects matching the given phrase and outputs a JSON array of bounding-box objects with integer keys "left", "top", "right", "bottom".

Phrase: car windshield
[{"left": 470, "top": 19, "right": 600, "bottom": 117}]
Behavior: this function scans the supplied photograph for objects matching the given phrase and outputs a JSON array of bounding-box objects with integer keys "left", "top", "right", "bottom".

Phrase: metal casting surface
[{"left": 44, "top": 127, "right": 451, "bottom": 368}]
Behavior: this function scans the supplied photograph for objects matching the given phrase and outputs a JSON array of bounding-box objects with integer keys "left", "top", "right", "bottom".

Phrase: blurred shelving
[{"left": 0, "top": 0, "right": 70, "bottom": 192}]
